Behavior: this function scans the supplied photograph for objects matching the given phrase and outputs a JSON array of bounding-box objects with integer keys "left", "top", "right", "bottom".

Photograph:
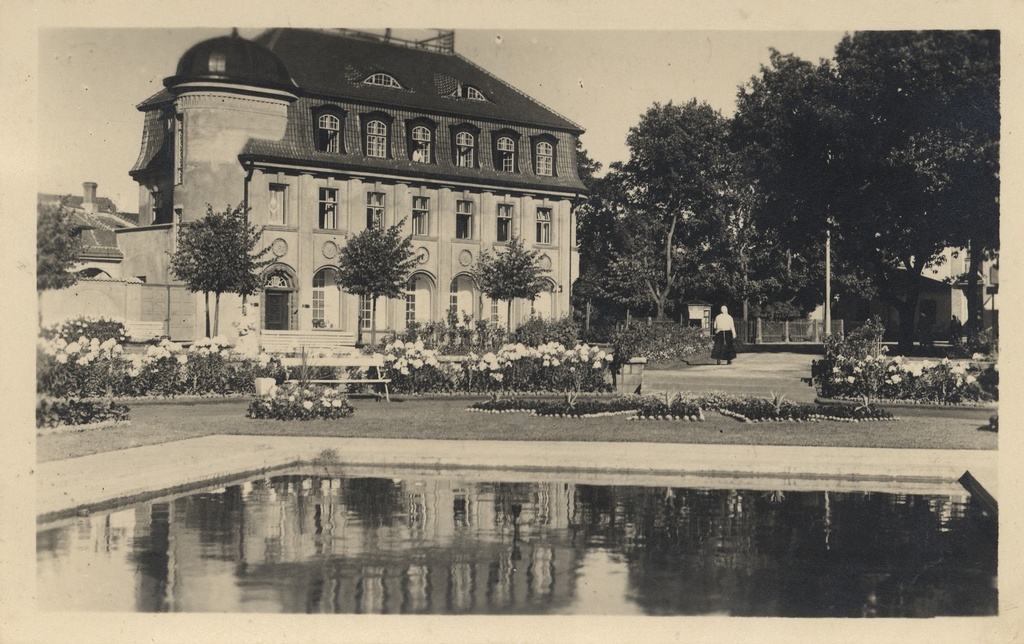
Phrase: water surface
[{"left": 37, "top": 472, "right": 997, "bottom": 616}]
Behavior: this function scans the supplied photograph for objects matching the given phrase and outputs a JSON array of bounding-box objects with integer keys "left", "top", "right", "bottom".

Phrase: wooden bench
[{"left": 279, "top": 355, "right": 392, "bottom": 402}]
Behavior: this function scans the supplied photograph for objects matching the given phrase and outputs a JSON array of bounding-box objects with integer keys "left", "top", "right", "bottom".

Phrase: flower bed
[
  {"left": 38, "top": 335, "right": 285, "bottom": 399},
  {"left": 36, "top": 396, "right": 131, "bottom": 430},
  {"left": 468, "top": 394, "right": 706, "bottom": 421},
  {"left": 247, "top": 382, "right": 354, "bottom": 420},
  {"left": 469, "top": 396, "right": 642, "bottom": 418},
  {"left": 812, "top": 318, "right": 997, "bottom": 405},
  {"left": 468, "top": 391, "right": 896, "bottom": 424}
]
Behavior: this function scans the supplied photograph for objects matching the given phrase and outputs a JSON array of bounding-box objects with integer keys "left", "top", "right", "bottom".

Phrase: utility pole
[{"left": 824, "top": 226, "right": 831, "bottom": 338}]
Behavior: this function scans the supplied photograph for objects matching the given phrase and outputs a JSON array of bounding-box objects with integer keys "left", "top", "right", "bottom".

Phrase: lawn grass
[{"left": 37, "top": 396, "right": 997, "bottom": 463}]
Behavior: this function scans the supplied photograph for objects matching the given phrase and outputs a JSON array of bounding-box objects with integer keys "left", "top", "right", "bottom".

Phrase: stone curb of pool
[{"left": 36, "top": 436, "right": 997, "bottom": 522}]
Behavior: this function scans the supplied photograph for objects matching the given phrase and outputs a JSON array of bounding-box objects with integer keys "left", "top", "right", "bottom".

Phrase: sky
[{"left": 37, "top": 28, "right": 845, "bottom": 213}]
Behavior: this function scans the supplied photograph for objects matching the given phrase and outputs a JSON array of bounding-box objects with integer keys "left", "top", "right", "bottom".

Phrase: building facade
[{"left": 122, "top": 29, "right": 587, "bottom": 347}]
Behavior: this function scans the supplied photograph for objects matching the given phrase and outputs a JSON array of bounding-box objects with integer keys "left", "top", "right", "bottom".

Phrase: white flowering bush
[
  {"left": 815, "top": 344, "right": 997, "bottom": 404},
  {"left": 379, "top": 339, "right": 459, "bottom": 394},
  {"left": 247, "top": 382, "right": 354, "bottom": 420},
  {"left": 41, "top": 316, "right": 128, "bottom": 345},
  {"left": 38, "top": 334, "right": 283, "bottom": 398},
  {"left": 465, "top": 341, "right": 612, "bottom": 397}
]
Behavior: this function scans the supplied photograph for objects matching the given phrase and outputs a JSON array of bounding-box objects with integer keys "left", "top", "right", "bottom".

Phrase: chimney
[{"left": 83, "top": 182, "right": 98, "bottom": 214}]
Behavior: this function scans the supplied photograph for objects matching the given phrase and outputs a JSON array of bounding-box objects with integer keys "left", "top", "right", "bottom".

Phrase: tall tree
[
  {"left": 610, "top": 100, "right": 737, "bottom": 319},
  {"left": 37, "top": 203, "right": 82, "bottom": 293},
  {"left": 335, "top": 218, "right": 418, "bottom": 345},
  {"left": 831, "top": 31, "right": 999, "bottom": 349},
  {"left": 170, "top": 204, "right": 272, "bottom": 337},
  {"left": 732, "top": 50, "right": 848, "bottom": 321},
  {"left": 474, "top": 235, "right": 550, "bottom": 330}
]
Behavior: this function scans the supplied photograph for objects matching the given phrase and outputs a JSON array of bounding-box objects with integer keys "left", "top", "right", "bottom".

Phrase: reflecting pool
[{"left": 36, "top": 471, "right": 997, "bottom": 616}]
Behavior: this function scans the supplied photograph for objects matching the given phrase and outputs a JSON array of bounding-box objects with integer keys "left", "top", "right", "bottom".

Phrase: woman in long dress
[{"left": 711, "top": 305, "right": 737, "bottom": 365}]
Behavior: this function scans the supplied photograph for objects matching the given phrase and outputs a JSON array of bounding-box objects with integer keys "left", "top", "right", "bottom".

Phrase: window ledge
[
  {"left": 316, "top": 228, "right": 347, "bottom": 235},
  {"left": 412, "top": 235, "right": 438, "bottom": 242},
  {"left": 263, "top": 225, "right": 298, "bottom": 232},
  {"left": 451, "top": 238, "right": 481, "bottom": 245}
]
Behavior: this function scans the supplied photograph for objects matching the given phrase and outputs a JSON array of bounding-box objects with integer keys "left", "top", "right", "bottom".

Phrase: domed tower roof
[{"left": 164, "top": 29, "right": 296, "bottom": 93}]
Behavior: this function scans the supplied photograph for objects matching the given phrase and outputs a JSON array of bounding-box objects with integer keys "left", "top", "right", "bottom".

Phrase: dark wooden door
[{"left": 265, "top": 291, "right": 289, "bottom": 330}]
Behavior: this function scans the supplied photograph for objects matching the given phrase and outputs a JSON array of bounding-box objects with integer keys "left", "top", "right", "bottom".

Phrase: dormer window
[
  {"left": 450, "top": 83, "right": 488, "bottom": 101},
  {"left": 411, "top": 126, "right": 432, "bottom": 163},
  {"left": 532, "top": 137, "right": 557, "bottom": 177},
  {"left": 317, "top": 113, "right": 341, "bottom": 154},
  {"left": 363, "top": 73, "right": 402, "bottom": 89},
  {"left": 367, "top": 120, "right": 388, "bottom": 158},
  {"left": 360, "top": 112, "right": 394, "bottom": 160},
  {"left": 492, "top": 131, "right": 520, "bottom": 173},
  {"left": 456, "top": 131, "right": 475, "bottom": 168},
  {"left": 208, "top": 52, "right": 226, "bottom": 73}
]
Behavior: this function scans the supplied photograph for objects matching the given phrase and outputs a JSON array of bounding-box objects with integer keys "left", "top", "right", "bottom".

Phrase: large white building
[{"left": 119, "top": 29, "right": 588, "bottom": 348}]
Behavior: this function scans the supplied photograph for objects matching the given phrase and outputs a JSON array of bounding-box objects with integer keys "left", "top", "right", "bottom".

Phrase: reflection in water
[{"left": 37, "top": 474, "right": 996, "bottom": 616}]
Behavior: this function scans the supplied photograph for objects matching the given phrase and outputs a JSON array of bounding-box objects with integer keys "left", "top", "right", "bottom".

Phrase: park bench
[{"left": 279, "top": 355, "right": 392, "bottom": 402}]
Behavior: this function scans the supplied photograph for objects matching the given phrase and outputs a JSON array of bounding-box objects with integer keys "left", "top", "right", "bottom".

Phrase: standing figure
[
  {"left": 711, "top": 305, "right": 737, "bottom": 365},
  {"left": 949, "top": 315, "right": 963, "bottom": 345}
]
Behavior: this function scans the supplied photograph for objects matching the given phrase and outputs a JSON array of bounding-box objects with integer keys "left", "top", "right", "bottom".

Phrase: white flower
[
  {"left": 302, "top": 400, "right": 314, "bottom": 410},
  {"left": 66, "top": 342, "right": 81, "bottom": 354},
  {"left": 889, "top": 375, "right": 902, "bottom": 384},
  {"left": 332, "top": 399, "right": 342, "bottom": 408},
  {"left": 593, "top": 361, "right": 603, "bottom": 369},
  {"left": 55, "top": 354, "right": 68, "bottom": 364},
  {"left": 400, "top": 367, "right": 410, "bottom": 376},
  {"left": 288, "top": 395, "right": 296, "bottom": 402},
  {"left": 411, "top": 359, "right": 424, "bottom": 369},
  {"left": 853, "top": 366, "right": 862, "bottom": 374},
  {"left": 846, "top": 376, "right": 856, "bottom": 383},
  {"left": 832, "top": 366, "right": 841, "bottom": 374},
  {"left": 176, "top": 355, "right": 188, "bottom": 364},
  {"left": 966, "top": 375, "right": 977, "bottom": 384},
  {"left": 492, "top": 373, "right": 504, "bottom": 382}
]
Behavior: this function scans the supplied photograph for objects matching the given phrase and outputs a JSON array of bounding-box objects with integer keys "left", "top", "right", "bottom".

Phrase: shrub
[
  {"left": 379, "top": 314, "right": 508, "bottom": 356},
  {"left": 247, "top": 382, "right": 354, "bottom": 420},
  {"left": 37, "top": 334, "right": 284, "bottom": 398},
  {"left": 609, "top": 322, "right": 713, "bottom": 367},
  {"left": 378, "top": 339, "right": 460, "bottom": 394},
  {"left": 509, "top": 316, "right": 581, "bottom": 348},
  {"left": 465, "top": 342, "right": 613, "bottom": 398},
  {"left": 42, "top": 316, "right": 128, "bottom": 344},
  {"left": 36, "top": 396, "right": 130, "bottom": 429}
]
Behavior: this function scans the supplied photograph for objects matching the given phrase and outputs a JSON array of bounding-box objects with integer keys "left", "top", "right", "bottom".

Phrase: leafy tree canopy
[
  {"left": 474, "top": 235, "right": 550, "bottom": 328},
  {"left": 170, "top": 203, "right": 272, "bottom": 336},
  {"left": 334, "top": 218, "right": 418, "bottom": 301},
  {"left": 37, "top": 203, "right": 82, "bottom": 292}
]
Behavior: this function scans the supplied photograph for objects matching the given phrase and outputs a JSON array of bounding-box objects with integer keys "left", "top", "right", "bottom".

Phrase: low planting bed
[
  {"left": 247, "top": 382, "right": 355, "bottom": 421},
  {"left": 468, "top": 392, "right": 897, "bottom": 424},
  {"left": 36, "top": 396, "right": 131, "bottom": 433}
]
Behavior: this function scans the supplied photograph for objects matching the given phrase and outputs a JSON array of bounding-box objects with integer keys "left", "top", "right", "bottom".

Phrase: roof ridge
[{"left": 453, "top": 52, "right": 583, "bottom": 133}]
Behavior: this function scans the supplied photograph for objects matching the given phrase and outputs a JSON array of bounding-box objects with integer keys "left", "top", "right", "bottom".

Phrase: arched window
[
  {"left": 411, "top": 126, "right": 431, "bottom": 163},
  {"left": 363, "top": 73, "right": 402, "bottom": 88},
  {"left": 449, "top": 275, "right": 476, "bottom": 320},
  {"left": 366, "top": 120, "right": 388, "bottom": 158},
  {"left": 456, "top": 131, "right": 475, "bottom": 168},
  {"left": 535, "top": 141, "right": 553, "bottom": 176},
  {"left": 317, "top": 113, "right": 341, "bottom": 153},
  {"left": 496, "top": 137, "right": 515, "bottom": 173},
  {"left": 465, "top": 86, "right": 486, "bottom": 101},
  {"left": 312, "top": 267, "right": 341, "bottom": 329}
]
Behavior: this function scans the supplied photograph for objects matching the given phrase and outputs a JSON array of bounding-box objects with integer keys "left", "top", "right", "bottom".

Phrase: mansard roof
[{"left": 253, "top": 29, "right": 583, "bottom": 134}]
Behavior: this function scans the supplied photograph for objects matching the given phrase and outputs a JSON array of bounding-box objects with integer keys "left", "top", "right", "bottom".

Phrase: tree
[
  {"left": 37, "top": 203, "right": 82, "bottom": 293},
  {"left": 733, "top": 33, "right": 999, "bottom": 349},
  {"left": 609, "top": 100, "right": 737, "bottom": 319},
  {"left": 834, "top": 31, "right": 999, "bottom": 347},
  {"left": 473, "top": 235, "right": 550, "bottom": 330},
  {"left": 732, "top": 50, "right": 851, "bottom": 320},
  {"left": 170, "top": 204, "right": 272, "bottom": 338},
  {"left": 335, "top": 218, "right": 418, "bottom": 345}
]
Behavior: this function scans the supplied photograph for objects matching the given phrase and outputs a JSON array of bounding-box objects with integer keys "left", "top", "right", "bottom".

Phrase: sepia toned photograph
[{"left": 4, "top": 2, "right": 1021, "bottom": 642}]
